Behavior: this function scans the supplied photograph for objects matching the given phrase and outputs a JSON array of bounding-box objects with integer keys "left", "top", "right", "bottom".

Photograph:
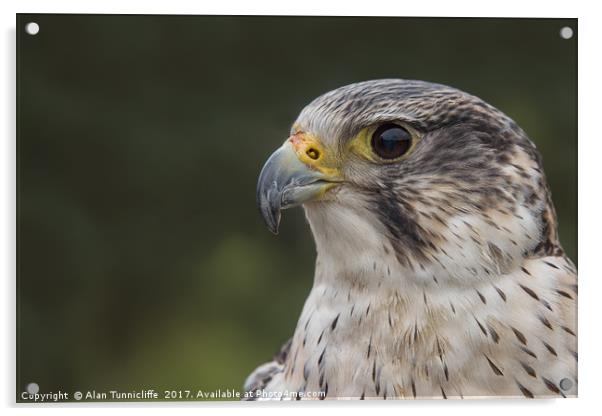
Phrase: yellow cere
[{"left": 289, "top": 132, "right": 342, "bottom": 179}]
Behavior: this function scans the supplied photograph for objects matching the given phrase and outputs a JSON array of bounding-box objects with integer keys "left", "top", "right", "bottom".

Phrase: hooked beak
[{"left": 256, "top": 139, "right": 340, "bottom": 234}]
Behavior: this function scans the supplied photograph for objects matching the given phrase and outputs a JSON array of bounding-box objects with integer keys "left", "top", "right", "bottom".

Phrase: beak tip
[
  {"left": 265, "top": 209, "right": 281, "bottom": 235},
  {"left": 257, "top": 191, "right": 282, "bottom": 235}
]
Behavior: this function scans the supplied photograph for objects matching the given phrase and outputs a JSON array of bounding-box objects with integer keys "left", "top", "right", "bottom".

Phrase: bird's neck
[
  {"left": 304, "top": 196, "right": 540, "bottom": 289},
  {"left": 304, "top": 201, "right": 442, "bottom": 297},
  {"left": 283, "top": 203, "right": 505, "bottom": 397},
  {"left": 274, "top": 202, "right": 566, "bottom": 398},
  {"left": 282, "top": 223, "right": 482, "bottom": 398},
  {"left": 304, "top": 201, "right": 401, "bottom": 288},
  {"left": 299, "top": 200, "right": 521, "bottom": 358}
]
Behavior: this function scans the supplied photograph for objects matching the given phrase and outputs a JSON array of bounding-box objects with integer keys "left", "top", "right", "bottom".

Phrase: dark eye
[{"left": 371, "top": 123, "right": 412, "bottom": 160}]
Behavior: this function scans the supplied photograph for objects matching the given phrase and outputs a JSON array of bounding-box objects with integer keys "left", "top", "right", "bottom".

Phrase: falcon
[{"left": 247, "top": 79, "right": 577, "bottom": 399}]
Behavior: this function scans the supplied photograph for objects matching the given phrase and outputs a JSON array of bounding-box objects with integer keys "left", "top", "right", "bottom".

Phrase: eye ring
[{"left": 370, "top": 123, "right": 413, "bottom": 160}]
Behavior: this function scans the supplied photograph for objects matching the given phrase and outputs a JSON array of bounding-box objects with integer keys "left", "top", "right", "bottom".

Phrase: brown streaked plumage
[{"left": 247, "top": 79, "right": 577, "bottom": 400}]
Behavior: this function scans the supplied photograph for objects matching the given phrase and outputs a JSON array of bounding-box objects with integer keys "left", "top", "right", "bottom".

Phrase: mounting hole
[
  {"left": 559, "top": 26, "right": 573, "bottom": 40},
  {"left": 26, "top": 382, "right": 39, "bottom": 394},
  {"left": 25, "top": 22, "right": 40, "bottom": 36},
  {"left": 559, "top": 377, "right": 573, "bottom": 391}
]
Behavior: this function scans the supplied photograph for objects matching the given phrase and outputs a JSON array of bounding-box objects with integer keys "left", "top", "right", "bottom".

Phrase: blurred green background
[{"left": 17, "top": 15, "right": 577, "bottom": 401}]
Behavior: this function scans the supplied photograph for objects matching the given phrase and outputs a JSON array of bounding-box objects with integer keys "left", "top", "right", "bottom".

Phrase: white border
[{"left": 2, "top": 1, "right": 600, "bottom": 415}]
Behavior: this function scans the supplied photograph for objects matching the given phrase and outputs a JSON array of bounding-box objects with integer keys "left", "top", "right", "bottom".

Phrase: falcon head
[{"left": 257, "top": 79, "right": 560, "bottom": 285}]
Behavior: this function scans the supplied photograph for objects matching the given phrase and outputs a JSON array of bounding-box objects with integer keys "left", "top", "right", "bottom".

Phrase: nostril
[{"left": 306, "top": 148, "right": 320, "bottom": 160}]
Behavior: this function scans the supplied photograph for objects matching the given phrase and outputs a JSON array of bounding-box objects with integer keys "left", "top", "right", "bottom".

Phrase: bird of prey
[{"left": 247, "top": 79, "right": 577, "bottom": 400}]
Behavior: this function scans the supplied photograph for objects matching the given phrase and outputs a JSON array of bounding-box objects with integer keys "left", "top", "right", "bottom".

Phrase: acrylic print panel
[{"left": 17, "top": 14, "right": 577, "bottom": 402}]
